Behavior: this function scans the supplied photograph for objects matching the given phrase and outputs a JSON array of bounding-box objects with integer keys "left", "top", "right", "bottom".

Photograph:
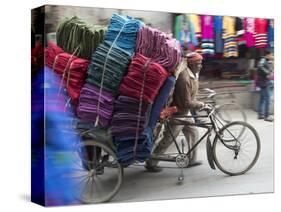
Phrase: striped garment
[
  {"left": 200, "top": 15, "right": 215, "bottom": 56},
  {"left": 223, "top": 16, "right": 238, "bottom": 57},
  {"left": 254, "top": 18, "right": 268, "bottom": 49}
]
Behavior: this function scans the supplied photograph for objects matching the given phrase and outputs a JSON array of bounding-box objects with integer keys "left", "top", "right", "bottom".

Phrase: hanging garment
[
  {"left": 254, "top": 18, "right": 268, "bottom": 49},
  {"left": 235, "top": 17, "right": 247, "bottom": 57},
  {"left": 189, "top": 14, "right": 202, "bottom": 54},
  {"left": 86, "top": 41, "right": 132, "bottom": 94},
  {"left": 104, "top": 14, "right": 144, "bottom": 56},
  {"left": 118, "top": 53, "right": 170, "bottom": 104},
  {"left": 214, "top": 16, "right": 224, "bottom": 54},
  {"left": 268, "top": 19, "right": 274, "bottom": 50},
  {"left": 147, "top": 76, "right": 176, "bottom": 129},
  {"left": 77, "top": 83, "right": 115, "bottom": 127},
  {"left": 174, "top": 15, "right": 198, "bottom": 51},
  {"left": 110, "top": 95, "right": 152, "bottom": 137},
  {"left": 200, "top": 15, "right": 215, "bottom": 56},
  {"left": 45, "top": 42, "right": 89, "bottom": 105},
  {"left": 244, "top": 17, "right": 256, "bottom": 47},
  {"left": 189, "top": 14, "right": 201, "bottom": 39},
  {"left": 136, "top": 26, "right": 181, "bottom": 72},
  {"left": 113, "top": 127, "right": 153, "bottom": 166},
  {"left": 56, "top": 16, "right": 107, "bottom": 60},
  {"left": 223, "top": 16, "right": 238, "bottom": 57}
]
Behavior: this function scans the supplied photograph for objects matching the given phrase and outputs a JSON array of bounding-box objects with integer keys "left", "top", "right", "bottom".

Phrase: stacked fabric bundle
[
  {"left": 56, "top": 16, "right": 107, "bottom": 60},
  {"left": 45, "top": 42, "right": 89, "bottom": 104},
  {"left": 78, "top": 14, "right": 143, "bottom": 127},
  {"left": 77, "top": 83, "right": 115, "bottom": 127},
  {"left": 119, "top": 53, "right": 170, "bottom": 103},
  {"left": 222, "top": 16, "right": 238, "bottom": 58},
  {"left": 200, "top": 15, "right": 215, "bottom": 56},
  {"left": 105, "top": 14, "right": 144, "bottom": 55},
  {"left": 148, "top": 76, "right": 176, "bottom": 129},
  {"left": 111, "top": 96, "right": 152, "bottom": 137},
  {"left": 136, "top": 26, "right": 181, "bottom": 72},
  {"left": 113, "top": 128, "right": 153, "bottom": 166},
  {"left": 86, "top": 41, "right": 132, "bottom": 94}
]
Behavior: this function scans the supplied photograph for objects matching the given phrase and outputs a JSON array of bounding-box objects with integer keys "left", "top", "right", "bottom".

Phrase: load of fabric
[
  {"left": 105, "top": 14, "right": 144, "bottom": 55},
  {"left": 56, "top": 16, "right": 107, "bottom": 60},
  {"left": 113, "top": 128, "right": 153, "bottom": 166},
  {"left": 136, "top": 26, "right": 181, "bottom": 72},
  {"left": 111, "top": 96, "right": 152, "bottom": 137},
  {"left": 45, "top": 42, "right": 90, "bottom": 106},
  {"left": 78, "top": 14, "right": 143, "bottom": 127},
  {"left": 147, "top": 76, "right": 177, "bottom": 129},
  {"left": 77, "top": 83, "right": 115, "bottom": 127},
  {"left": 86, "top": 41, "right": 132, "bottom": 94},
  {"left": 111, "top": 52, "right": 172, "bottom": 165},
  {"left": 118, "top": 53, "right": 170, "bottom": 103}
]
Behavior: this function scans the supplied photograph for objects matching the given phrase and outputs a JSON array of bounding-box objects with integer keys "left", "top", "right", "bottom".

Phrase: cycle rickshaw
[{"left": 67, "top": 104, "right": 260, "bottom": 203}]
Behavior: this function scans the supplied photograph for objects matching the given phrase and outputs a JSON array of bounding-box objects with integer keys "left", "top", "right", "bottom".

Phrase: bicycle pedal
[{"left": 177, "top": 175, "right": 184, "bottom": 183}]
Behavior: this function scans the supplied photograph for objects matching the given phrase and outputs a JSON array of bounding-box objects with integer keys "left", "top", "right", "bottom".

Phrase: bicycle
[{"left": 65, "top": 104, "right": 260, "bottom": 203}]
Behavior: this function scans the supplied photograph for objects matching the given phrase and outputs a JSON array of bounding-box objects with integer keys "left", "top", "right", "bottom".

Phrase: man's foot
[
  {"left": 187, "top": 161, "right": 203, "bottom": 168},
  {"left": 264, "top": 116, "right": 274, "bottom": 122},
  {"left": 144, "top": 161, "right": 163, "bottom": 172},
  {"left": 258, "top": 115, "right": 264, "bottom": 119}
]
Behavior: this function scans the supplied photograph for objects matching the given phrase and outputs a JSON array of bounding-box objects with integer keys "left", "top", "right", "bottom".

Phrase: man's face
[{"left": 189, "top": 60, "right": 203, "bottom": 73}]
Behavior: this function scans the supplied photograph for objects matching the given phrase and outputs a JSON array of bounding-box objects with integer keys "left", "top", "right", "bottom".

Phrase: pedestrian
[
  {"left": 256, "top": 50, "right": 274, "bottom": 122},
  {"left": 145, "top": 52, "right": 211, "bottom": 172}
]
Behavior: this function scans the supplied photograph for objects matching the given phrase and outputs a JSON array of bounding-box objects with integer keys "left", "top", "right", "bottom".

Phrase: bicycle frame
[{"left": 150, "top": 110, "right": 240, "bottom": 163}]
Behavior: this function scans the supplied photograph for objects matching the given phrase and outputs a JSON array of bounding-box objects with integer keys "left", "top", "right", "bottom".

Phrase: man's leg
[
  {"left": 182, "top": 119, "right": 201, "bottom": 166},
  {"left": 264, "top": 86, "right": 274, "bottom": 121},
  {"left": 145, "top": 121, "right": 184, "bottom": 171},
  {"left": 258, "top": 88, "right": 266, "bottom": 119}
]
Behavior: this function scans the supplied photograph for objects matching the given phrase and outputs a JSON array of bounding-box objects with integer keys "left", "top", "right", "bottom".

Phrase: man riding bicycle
[{"left": 145, "top": 52, "right": 211, "bottom": 172}]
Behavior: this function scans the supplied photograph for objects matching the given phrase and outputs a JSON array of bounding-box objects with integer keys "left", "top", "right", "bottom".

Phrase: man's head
[
  {"left": 264, "top": 50, "right": 274, "bottom": 61},
  {"left": 185, "top": 52, "right": 203, "bottom": 73}
]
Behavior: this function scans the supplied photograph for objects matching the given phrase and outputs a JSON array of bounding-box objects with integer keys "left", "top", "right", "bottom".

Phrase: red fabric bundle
[
  {"left": 45, "top": 42, "right": 90, "bottom": 104},
  {"left": 118, "top": 53, "right": 170, "bottom": 103}
]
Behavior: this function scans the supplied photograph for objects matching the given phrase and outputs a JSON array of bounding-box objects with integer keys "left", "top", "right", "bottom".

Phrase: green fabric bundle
[{"left": 56, "top": 16, "right": 107, "bottom": 60}]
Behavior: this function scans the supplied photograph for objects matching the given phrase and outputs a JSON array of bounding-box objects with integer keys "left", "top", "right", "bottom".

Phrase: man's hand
[{"left": 200, "top": 103, "right": 213, "bottom": 112}]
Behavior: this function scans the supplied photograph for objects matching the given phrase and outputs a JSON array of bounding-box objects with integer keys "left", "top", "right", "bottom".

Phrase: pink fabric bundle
[
  {"left": 118, "top": 53, "right": 169, "bottom": 103},
  {"left": 45, "top": 42, "right": 89, "bottom": 104},
  {"left": 135, "top": 26, "right": 181, "bottom": 72}
]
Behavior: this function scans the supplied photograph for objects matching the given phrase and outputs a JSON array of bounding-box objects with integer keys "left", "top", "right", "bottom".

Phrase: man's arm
[
  {"left": 180, "top": 79, "right": 204, "bottom": 110},
  {"left": 258, "top": 58, "right": 271, "bottom": 76}
]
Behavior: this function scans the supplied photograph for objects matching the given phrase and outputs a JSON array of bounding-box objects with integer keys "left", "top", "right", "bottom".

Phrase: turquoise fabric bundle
[{"left": 105, "top": 14, "right": 144, "bottom": 55}]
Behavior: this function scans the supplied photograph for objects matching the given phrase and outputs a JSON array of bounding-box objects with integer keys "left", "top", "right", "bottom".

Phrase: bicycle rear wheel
[
  {"left": 65, "top": 140, "right": 123, "bottom": 203},
  {"left": 212, "top": 121, "right": 260, "bottom": 176}
]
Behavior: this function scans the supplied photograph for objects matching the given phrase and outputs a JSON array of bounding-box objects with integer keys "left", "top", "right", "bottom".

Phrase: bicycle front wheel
[
  {"left": 216, "top": 103, "right": 247, "bottom": 124},
  {"left": 212, "top": 121, "right": 260, "bottom": 176}
]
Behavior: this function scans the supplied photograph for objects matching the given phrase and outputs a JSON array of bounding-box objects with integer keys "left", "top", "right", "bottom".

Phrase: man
[
  {"left": 256, "top": 50, "right": 274, "bottom": 122},
  {"left": 145, "top": 52, "right": 211, "bottom": 172}
]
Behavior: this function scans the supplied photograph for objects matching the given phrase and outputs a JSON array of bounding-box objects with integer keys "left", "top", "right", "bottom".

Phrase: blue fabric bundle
[
  {"left": 86, "top": 41, "right": 132, "bottom": 94},
  {"left": 113, "top": 127, "right": 153, "bottom": 166},
  {"left": 105, "top": 14, "right": 144, "bottom": 55},
  {"left": 148, "top": 76, "right": 176, "bottom": 129}
]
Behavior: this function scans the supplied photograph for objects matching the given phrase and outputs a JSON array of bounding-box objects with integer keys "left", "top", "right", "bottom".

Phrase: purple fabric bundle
[
  {"left": 136, "top": 26, "right": 182, "bottom": 72},
  {"left": 110, "top": 96, "right": 151, "bottom": 137},
  {"left": 77, "top": 83, "right": 115, "bottom": 127}
]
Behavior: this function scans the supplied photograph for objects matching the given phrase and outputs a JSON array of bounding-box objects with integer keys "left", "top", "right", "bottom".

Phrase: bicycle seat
[{"left": 160, "top": 106, "right": 178, "bottom": 120}]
